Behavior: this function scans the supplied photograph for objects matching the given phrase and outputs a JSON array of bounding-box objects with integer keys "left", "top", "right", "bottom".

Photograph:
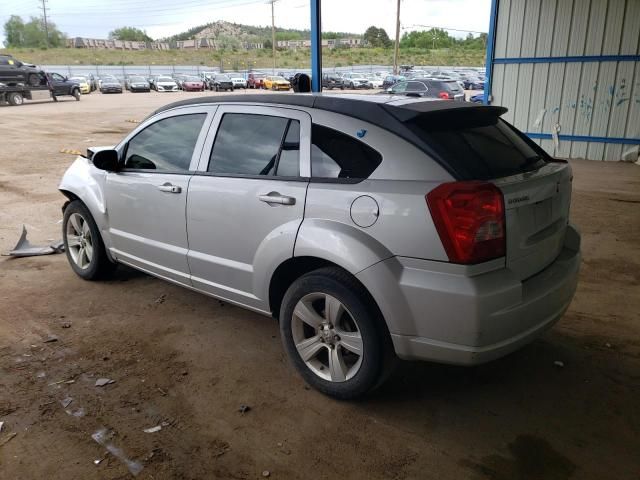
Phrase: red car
[
  {"left": 247, "top": 72, "right": 267, "bottom": 89},
  {"left": 181, "top": 76, "right": 205, "bottom": 92}
]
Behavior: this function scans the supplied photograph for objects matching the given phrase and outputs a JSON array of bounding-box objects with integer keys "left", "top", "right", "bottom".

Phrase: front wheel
[
  {"left": 63, "top": 200, "right": 116, "bottom": 280},
  {"left": 280, "top": 267, "right": 392, "bottom": 399},
  {"left": 73, "top": 89, "right": 81, "bottom": 100}
]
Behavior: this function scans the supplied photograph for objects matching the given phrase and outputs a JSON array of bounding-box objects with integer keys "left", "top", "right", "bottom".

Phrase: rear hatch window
[
  {"left": 442, "top": 81, "right": 462, "bottom": 92},
  {"left": 407, "top": 109, "right": 547, "bottom": 180}
]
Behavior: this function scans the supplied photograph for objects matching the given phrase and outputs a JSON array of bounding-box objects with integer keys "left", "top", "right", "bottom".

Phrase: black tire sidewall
[{"left": 279, "top": 268, "right": 385, "bottom": 400}]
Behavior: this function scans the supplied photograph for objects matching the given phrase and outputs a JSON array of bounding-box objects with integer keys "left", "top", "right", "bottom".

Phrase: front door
[
  {"left": 105, "top": 109, "right": 212, "bottom": 284},
  {"left": 49, "top": 73, "right": 68, "bottom": 95},
  {"left": 187, "top": 105, "right": 311, "bottom": 311}
]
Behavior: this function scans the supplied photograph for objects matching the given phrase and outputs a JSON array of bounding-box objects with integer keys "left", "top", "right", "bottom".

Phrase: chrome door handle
[
  {"left": 258, "top": 193, "right": 296, "bottom": 205},
  {"left": 157, "top": 183, "right": 182, "bottom": 194}
]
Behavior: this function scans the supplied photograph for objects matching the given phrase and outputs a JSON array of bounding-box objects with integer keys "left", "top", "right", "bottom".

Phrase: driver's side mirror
[{"left": 92, "top": 149, "right": 119, "bottom": 171}]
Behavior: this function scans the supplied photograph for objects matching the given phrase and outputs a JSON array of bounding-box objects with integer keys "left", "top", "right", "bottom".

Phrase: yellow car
[
  {"left": 69, "top": 77, "right": 91, "bottom": 94},
  {"left": 263, "top": 76, "right": 291, "bottom": 91}
]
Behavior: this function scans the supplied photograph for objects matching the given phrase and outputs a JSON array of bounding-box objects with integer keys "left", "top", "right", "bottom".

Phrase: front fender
[
  {"left": 58, "top": 157, "right": 110, "bottom": 246},
  {"left": 293, "top": 219, "right": 393, "bottom": 275}
]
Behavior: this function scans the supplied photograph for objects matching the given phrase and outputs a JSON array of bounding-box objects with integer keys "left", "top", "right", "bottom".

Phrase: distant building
[
  {"left": 276, "top": 37, "right": 364, "bottom": 49},
  {"left": 68, "top": 37, "right": 169, "bottom": 50}
]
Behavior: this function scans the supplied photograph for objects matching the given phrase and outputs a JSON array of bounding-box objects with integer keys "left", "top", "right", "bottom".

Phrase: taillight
[
  {"left": 438, "top": 91, "right": 451, "bottom": 100},
  {"left": 426, "top": 181, "right": 505, "bottom": 264}
]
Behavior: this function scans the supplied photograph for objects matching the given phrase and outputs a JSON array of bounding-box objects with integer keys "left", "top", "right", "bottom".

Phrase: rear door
[{"left": 187, "top": 105, "right": 311, "bottom": 311}]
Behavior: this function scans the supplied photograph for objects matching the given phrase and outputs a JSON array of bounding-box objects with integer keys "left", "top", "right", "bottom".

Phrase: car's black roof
[{"left": 153, "top": 94, "right": 507, "bottom": 179}]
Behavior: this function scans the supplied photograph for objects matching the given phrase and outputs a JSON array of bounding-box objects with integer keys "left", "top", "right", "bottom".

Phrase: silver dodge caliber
[{"left": 59, "top": 94, "right": 581, "bottom": 399}]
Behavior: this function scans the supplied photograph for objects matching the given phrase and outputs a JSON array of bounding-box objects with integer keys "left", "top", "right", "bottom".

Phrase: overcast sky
[{"left": 1, "top": 0, "right": 490, "bottom": 47}]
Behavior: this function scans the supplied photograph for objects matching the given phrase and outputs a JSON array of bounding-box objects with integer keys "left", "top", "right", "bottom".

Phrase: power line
[{"left": 404, "top": 24, "right": 487, "bottom": 35}]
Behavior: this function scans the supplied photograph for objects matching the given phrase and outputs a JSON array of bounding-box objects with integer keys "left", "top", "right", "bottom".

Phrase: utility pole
[
  {"left": 269, "top": 0, "right": 278, "bottom": 75},
  {"left": 392, "top": 0, "right": 401, "bottom": 74},
  {"left": 38, "top": 0, "right": 50, "bottom": 48}
]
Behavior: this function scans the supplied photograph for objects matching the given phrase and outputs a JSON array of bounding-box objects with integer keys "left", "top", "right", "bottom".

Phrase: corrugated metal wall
[{"left": 489, "top": 0, "right": 640, "bottom": 160}]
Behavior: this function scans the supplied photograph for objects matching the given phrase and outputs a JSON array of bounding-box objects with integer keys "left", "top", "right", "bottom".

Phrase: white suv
[{"left": 59, "top": 94, "right": 580, "bottom": 399}]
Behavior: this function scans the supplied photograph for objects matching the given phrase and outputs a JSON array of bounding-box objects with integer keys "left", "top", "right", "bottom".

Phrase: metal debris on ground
[
  {"left": 61, "top": 322, "right": 72, "bottom": 329},
  {"left": 605, "top": 343, "right": 612, "bottom": 348},
  {"left": 0, "top": 432, "right": 17, "bottom": 448},
  {"left": 3, "top": 225, "right": 65, "bottom": 258},
  {"left": 92, "top": 428, "right": 143, "bottom": 476},
  {"left": 44, "top": 335, "right": 59, "bottom": 343},
  {"left": 554, "top": 360, "right": 565, "bottom": 368},
  {"left": 60, "top": 397, "right": 73, "bottom": 408},
  {"left": 143, "top": 425, "right": 162, "bottom": 433},
  {"left": 95, "top": 378, "right": 115, "bottom": 387},
  {"left": 125, "top": 119, "right": 140, "bottom": 123},
  {"left": 155, "top": 294, "right": 166, "bottom": 304},
  {"left": 262, "top": 470, "right": 271, "bottom": 477},
  {"left": 238, "top": 404, "right": 251, "bottom": 414}
]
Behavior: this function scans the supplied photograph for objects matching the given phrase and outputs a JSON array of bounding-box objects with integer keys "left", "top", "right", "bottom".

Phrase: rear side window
[
  {"left": 209, "top": 113, "right": 300, "bottom": 177},
  {"left": 442, "top": 81, "right": 462, "bottom": 92},
  {"left": 408, "top": 112, "right": 546, "bottom": 180},
  {"left": 311, "top": 124, "right": 382, "bottom": 180}
]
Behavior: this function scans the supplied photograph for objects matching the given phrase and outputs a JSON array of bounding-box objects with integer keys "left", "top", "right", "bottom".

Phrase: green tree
[
  {"left": 4, "top": 15, "right": 25, "bottom": 47},
  {"left": 3, "top": 15, "right": 66, "bottom": 47},
  {"left": 263, "top": 39, "right": 273, "bottom": 50},
  {"left": 363, "top": 26, "right": 391, "bottom": 48},
  {"left": 109, "top": 26, "right": 153, "bottom": 42}
]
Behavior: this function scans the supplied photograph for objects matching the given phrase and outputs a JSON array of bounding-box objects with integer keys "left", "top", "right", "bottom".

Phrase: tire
[
  {"left": 350, "top": 82, "right": 354, "bottom": 89},
  {"left": 73, "top": 89, "right": 81, "bottom": 101},
  {"left": 340, "top": 86, "right": 345, "bottom": 90},
  {"left": 62, "top": 200, "right": 117, "bottom": 280},
  {"left": 7, "top": 92, "right": 23, "bottom": 106},
  {"left": 28, "top": 73, "right": 40, "bottom": 86},
  {"left": 215, "top": 85, "right": 219, "bottom": 92},
  {"left": 279, "top": 267, "right": 392, "bottom": 400}
]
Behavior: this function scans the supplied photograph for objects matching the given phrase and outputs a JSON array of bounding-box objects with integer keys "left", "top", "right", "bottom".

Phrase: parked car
[
  {"left": 322, "top": 74, "right": 345, "bottom": 90},
  {"left": 172, "top": 74, "right": 188, "bottom": 89},
  {"left": 209, "top": 74, "right": 234, "bottom": 92},
  {"left": 247, "top": 72, "right": 267, "bottom": 89},
  {"left": 470, "top": 93, "right": 484, "bottom": 103},
  {"left": 180, "top": 76, "right": 205, "bottom": 92},
  {"left": 47, "top": 72, "right": 82, "bottom": 101},
  {"left": 342, "top": 73, "right": 371, "bottom": 89},
  {"left": 0, "top": 54, "right": 42, "bottom": 86},
  {"left": 99, "top": 76, "right": 123, "bottom": 94},
  {"left": 69, "top": 76, "right": 91, "bottom": 94},
  {"left": 463, "top": 76, "right": 485, "bottom": 90},
  {"left": 230, "top": 75, "right": 248, "bottom": 89},
  {"left": 128, "top": 76, "right": 151, "bottom": 93},
  {"left": 154, "top": 76, "right": 179, "bottom": 92},
  {"left": 58, "top": 94, "right": 580, "bottom": 399},
  {"left": 263, "top": 75, "right": 291, "bottom": 91},
  {"left": 364, "top": 74, "right": 384, "bottom": 89},
  {"left": 79, "top": 73, "right": 98, "bottom": 91},
  {"left": 387, "top": 78, "right": 465, "bottom": 101},
  {"left": 200, "top": 71, "right": 216, "bottom": 89},
  {"left": 381, "top": 75, "right": 405, "bottom": 89}
]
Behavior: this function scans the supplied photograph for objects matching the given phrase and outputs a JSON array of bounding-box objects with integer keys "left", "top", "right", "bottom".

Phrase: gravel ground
[{"left": 0, "top": 91, "right": 639, "bottom": 480}]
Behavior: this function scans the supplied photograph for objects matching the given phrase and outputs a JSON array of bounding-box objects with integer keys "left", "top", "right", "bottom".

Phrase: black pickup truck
[
  {"left": 1, "top": 71, "right": 81, "bottom": 106},
  {"left": 0, "top": 54, "right": 42, "bottom": 86}
]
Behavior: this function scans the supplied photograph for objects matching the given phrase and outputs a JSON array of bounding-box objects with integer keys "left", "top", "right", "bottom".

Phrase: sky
[{"left": 0, "top": 0, "right": 490, "bottom": 47}]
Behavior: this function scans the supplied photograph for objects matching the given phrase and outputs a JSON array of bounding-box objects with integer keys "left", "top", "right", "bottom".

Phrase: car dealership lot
[{"left": 1, "top": 92, "right": 639, "bottom": 479}]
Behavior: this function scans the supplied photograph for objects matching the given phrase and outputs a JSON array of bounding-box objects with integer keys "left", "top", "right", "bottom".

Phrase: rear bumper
[{"left": 357, "top": 224, "right": 581, "bottom": 365}]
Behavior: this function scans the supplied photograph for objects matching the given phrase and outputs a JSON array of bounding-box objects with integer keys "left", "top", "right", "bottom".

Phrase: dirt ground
[{"left": 0, "top": 91, "right": 639, "bottom": 480}]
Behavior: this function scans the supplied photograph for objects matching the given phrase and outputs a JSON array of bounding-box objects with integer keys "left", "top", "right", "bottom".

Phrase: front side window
[
  {"left": 407, "top": 81, "right": 427, "bottom": 92},
  {"left": 311, "top": 124, "right": 382, "bottom": 180},
  {"left": 51, "top": 73, "right": 65, "bottom": 81},
  {"left": 208, "top": 113, "right": 300, "bottom": 177},
  {"left": 124, "top": 114, "right": 206, "bottom": 171},
  {"left": 391, "top": 81, "right": 407, "bottom": 93}
]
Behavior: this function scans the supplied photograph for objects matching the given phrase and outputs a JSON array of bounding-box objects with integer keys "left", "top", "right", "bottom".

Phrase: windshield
[
  {"left": 158, "top": 77, "right": 173, "bottom": 82},
  {"left": 272, "top": 76, "right": 287, "bottom": 81},
  {"left": 408, "top": 111, "right": 547, "bottom": 180},
  {"left": 130, "top": 77, "right": 146, "bottom": 82},
  {"left": 185, "top": 76, "right": 200, "bottom": 81},
  {"left": 70, "top": 77, "right": 86, "bottom": 82},
  {"left": 217, "top": 75, "right": 230, "bottom": 81}
]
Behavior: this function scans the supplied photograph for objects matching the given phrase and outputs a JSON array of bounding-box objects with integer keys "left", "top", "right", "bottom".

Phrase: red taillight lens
[
  {"left": 439, "top": 91, "right": 451, "bottom": 99},
  {"left": 426, "top": 181, "right": 505, "bottom": 264}
]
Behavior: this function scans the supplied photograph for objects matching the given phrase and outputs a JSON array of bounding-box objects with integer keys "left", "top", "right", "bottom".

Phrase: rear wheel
[
  {"left": 7, "top": 92, "right": 24, "bottom": 106},
  {"left": 280, "top": 267, "right": 392, "bottom": 399},
  {"left": 63, "top": 200, "right": 116, "bottom": 280}
]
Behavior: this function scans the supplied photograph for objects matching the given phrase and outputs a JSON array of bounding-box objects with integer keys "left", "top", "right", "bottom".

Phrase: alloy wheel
[
  {"left": 65, "top": 213, "right": 94, "bottom": 270},
  {"left": 291, "top": 293, "right": 363, "bottom": 382}
]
